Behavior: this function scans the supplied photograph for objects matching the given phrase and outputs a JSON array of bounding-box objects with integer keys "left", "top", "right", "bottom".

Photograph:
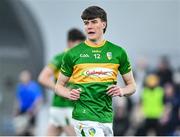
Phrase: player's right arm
[
  {"left": 38, "top": 66, "right": 56, "bottom": 91},
  {"left": 55, "top": 49, "right": 80, "bottom": 100},
  {"left": 55, "top": 72, "right": 80, "bottom": 100}
]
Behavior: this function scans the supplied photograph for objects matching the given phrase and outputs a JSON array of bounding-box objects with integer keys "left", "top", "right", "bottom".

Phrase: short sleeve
[
  {"left": 119, "top": 48, "right": 132, "bottom": 75},
  {"left": 60, "top": 51, "right": 73, "bottom": 77}
]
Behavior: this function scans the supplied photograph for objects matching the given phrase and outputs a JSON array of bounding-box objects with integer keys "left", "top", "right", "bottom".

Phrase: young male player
[{"left": 55, "top": 6, "right": 136, "bottom": 136}]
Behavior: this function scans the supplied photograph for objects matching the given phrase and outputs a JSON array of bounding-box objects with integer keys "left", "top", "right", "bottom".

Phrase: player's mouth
[{"left": 88, "top": 31, "right": 96, "bottom": 35}]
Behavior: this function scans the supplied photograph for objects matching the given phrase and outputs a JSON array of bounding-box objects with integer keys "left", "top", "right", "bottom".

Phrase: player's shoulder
[{"left": 106, "top": 40, "right": 126, "bottom": 52}]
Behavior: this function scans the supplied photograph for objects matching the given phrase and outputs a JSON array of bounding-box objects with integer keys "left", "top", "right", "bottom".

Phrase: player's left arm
[
  {"left": 107, "top": 70, "right": 136, "bottom": 97},
  {"left": 121, "top": 70, "right": 136, "bottom": 96}
]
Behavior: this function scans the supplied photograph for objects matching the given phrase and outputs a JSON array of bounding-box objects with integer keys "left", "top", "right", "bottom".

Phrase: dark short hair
[
  {"left": 67, "top": 28, "right": 86, "bottom": 41},
  {"left": 81, "top": 6, "right": 107, "bottom": 33}
]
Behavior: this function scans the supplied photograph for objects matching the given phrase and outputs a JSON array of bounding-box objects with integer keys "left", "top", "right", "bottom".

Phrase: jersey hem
[{"left": 72, "top": 115, "right": 113, "bottom": 123}]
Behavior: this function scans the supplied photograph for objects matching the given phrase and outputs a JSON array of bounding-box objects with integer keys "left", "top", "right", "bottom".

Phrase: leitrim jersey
[
  {"left": 48, "top": 52, "right": 74, "bottom": 107},
  {"left": 60, "top": 40, "right": 132, "bottom": 123}
]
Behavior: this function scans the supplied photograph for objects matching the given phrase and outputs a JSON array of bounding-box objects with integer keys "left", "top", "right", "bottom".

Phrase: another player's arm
[
  {"left": 107, "top": 71, "right": 136, "bottom": 97},
  {"left": 38, "top": 66, "right": 56, "bottom": 90},
  {"left": 55, "top": 73, "right": 80, "bottom": 100}
]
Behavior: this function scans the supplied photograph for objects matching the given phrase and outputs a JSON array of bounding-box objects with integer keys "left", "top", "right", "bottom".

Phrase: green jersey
[
  {"left": 48, "top": 52, "right": 74, "bottom": 107},
  {"left": 60, "top": 40, "right": 131, "bottom": 122}
]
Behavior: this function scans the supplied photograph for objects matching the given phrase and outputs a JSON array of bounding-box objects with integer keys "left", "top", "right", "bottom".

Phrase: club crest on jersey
[
  {"left": 106, "top": 52, "right": 112, "bottom": 60},
  {"left": 88, "top": 128, "right": 96, "bottom": 136}
]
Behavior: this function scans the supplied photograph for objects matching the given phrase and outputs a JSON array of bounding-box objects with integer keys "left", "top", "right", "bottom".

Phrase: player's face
[{"left": 83, "top": 18, "right": 106, "bottom": 41}]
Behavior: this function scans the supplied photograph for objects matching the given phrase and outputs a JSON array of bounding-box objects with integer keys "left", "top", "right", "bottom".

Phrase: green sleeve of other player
[
  {"left": 118, "top": 48, "right": 132, "bottom": 75},
  {"left": 48, "top": 52, "right": 65, "bottom": 70}
]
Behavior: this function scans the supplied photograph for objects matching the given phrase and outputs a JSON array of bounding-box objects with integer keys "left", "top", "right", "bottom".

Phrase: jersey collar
[{"left": 85, "top": 39, "right": 106, "bottom": 48}]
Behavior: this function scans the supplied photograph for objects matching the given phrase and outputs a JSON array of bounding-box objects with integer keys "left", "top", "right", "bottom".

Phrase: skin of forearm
[
  {"left": 121, "top": 71, "right": 136, "bottom": 97},
  {"left": 54, "top": 82, "right": 70, "bottom": 99},
  {"left": 39, "top": 78, "right": 55, "bottom": 91},
  {"left": 122, "top": 82, "right": 136, "bottom": 97},
  {"left": 38, "top": 66, "right": 56, "bottom": 91}
]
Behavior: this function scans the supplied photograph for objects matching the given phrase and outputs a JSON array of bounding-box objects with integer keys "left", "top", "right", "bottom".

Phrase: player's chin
[{"left": 87, "top": 35, "right": 96, "bottom": 40}]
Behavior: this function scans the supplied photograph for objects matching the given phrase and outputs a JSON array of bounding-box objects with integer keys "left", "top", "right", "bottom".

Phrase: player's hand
[
  {"left": 68, "top": 88, "right": 81, "bottom": 100},
  {"left": 106, "top": 85, "right": 124, "bottom": 97}
]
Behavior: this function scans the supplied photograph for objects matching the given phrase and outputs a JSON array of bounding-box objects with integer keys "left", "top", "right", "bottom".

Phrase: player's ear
[{"left": 102, "top": 22, "right": 106, "bottom": 29}]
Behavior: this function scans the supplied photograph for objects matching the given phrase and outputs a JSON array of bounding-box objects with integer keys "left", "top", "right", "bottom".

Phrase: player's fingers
[
  {"left": 71, "top": 92, "right": 80, "bottom": 98},
  {"left": 108, "top": 92, "right": 114, "bottom": 96},
  {"left": 108, "top": 87, "right": 121, "bottom": 96},
  {"left": 70, "top": 94, "right": 80, "bottom": 100},
  {"left": 107, "top": 89, "right": 116, "bottom": 96},
  {"left": 112, "top": 91, "right": 120, "bottom": 97},
  {"left": 106, "top": 90, "right": 112, "bottom": 95},
  {"left": 71, "top": 89, "right": 80, "bottom": 95},
  {"left": 112, "top": 90, "right": 123, "bottom": 97},
  {"left": 107, "top": 87, "right": 119, "bottom": 94},
  {"left": 106, "top": 85, "right": 116, "bottom": 90}
]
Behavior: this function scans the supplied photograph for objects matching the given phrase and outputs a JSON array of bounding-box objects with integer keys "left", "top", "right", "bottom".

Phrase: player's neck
[{"left": 86, "top": 37, "right": 105, "bottom": 47}]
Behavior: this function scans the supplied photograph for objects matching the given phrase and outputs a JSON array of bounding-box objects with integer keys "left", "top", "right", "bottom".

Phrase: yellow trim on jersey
[
  {"left": 54, "top": 70, "right": 59, "bottom": 80},
  {"left": 85, "top": 40, "right": 106, "bottom": 48},
  {"left": 48, "top": 64, "right": 59, "bottom": 79},
  {"left": 69, "top": 63, "right": 119, "bottom": 84},
  {"left": 48, "top": 63, "right": 57, "bottom": 70}
]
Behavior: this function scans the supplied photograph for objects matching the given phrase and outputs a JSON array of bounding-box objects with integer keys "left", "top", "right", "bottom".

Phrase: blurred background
[{"left": 0, "top": 0, "right": 179, "bottom": 136}]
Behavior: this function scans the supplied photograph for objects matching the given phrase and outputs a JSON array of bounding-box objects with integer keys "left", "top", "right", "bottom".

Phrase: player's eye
[
  {"left": 84, "top": 21, "right": 89, "bottom": 25},
  {"left": 91, "top": 20, "right": 98, "bottom": 24}
]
